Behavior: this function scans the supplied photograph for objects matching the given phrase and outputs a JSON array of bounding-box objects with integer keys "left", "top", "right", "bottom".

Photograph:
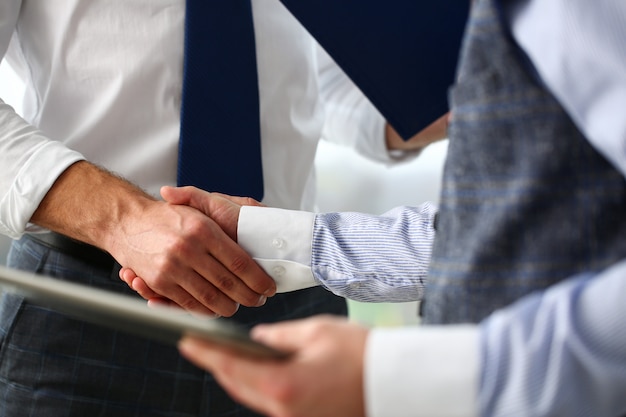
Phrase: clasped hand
[{"left": 117, "top": 185, "right": 272, "bottom": 317}]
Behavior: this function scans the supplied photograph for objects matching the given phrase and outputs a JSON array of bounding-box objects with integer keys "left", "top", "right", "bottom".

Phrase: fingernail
[{"left": 256, "top": 295, "right": 267, "bottom": 307}]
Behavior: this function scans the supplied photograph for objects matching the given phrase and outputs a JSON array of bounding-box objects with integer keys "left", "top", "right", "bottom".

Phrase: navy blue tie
[{"left": 177, "top": 0, "right": 264, "bottom": 200}]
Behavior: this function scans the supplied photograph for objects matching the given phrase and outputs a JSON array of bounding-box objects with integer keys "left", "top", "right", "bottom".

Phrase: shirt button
[
  {"left": 350, "top": 282, "right": 362, "bottom": 289},
  {"left": 272, "top": 238, "right": 285, "bottom": 249},
  {"left": 272, "top": 265, "right": 286, "bottom": 277}
]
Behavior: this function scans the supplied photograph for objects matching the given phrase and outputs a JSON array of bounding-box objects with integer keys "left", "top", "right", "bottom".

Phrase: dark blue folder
[{"left": 279, "top": 1, "right": 469, "bottom": 139}]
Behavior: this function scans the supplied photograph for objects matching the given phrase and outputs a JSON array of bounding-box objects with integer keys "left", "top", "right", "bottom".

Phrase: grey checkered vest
[{"left": 422, "top": 0, "right": 626, "bottom": 324}]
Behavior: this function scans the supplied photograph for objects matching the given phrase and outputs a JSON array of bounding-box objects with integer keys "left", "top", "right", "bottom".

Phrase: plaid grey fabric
[
  {"left": 0, "top": 236, "right": 346, "bottom": 416},
  {"left": 423, "top": 0, "right": 626, "bottom": 324}
]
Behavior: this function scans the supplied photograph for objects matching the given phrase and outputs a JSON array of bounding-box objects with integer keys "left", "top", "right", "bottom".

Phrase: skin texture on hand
[
  {"left": 161, "top": 185, "right": 263, "bottom": 241},
  {"left": 178, "top": 315, "right": 369, "bottom": 417},
  {"left": 31, "top": 162, "right": 276, "bottom": 317},
  {"left": 119, "top": 186, "right": 266, "bottom": 311}
]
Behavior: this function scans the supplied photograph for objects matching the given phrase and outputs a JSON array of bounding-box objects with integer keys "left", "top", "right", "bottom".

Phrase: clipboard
[
  {"left": 279, "top": 0, "right": 469, "bottom": 140},
  {"left": 0, "top": 265, "right": 288, "bottom": 359}
]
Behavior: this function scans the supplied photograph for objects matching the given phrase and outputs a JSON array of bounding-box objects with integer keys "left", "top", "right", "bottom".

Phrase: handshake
[{"left": 115, "top": 185, "right": 277, "bottom": 318}]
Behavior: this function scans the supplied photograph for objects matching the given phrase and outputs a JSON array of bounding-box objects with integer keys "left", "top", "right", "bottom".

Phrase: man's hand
[
  {"left": 112, "top": 196, "right": 272, "bottom": 316},
  {"left": 178, "top": 315, "right": 368, "bottom": 417},
  {"left": 32, "top": 162, "right": 275, "bottom": 317},
  {"left": 161, "top": 185, "right": 262, "bottom": 241},
  {"left": 386, "top": 112, "right": 450, "bottom": 151},
  {"left": 118, "top": 185, "right": 265, "bottom": 312}
]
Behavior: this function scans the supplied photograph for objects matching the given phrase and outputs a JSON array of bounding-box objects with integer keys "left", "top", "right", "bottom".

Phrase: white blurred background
[{"left": 0, "top": 60, "right": 448, "bottom": 327}]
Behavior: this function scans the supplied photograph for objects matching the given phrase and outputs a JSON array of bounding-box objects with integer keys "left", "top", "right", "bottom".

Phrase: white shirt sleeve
[
  {"left": 366, "top": 325, "right": 479, "bottom": 417},
  {"left": 0, "top": 1, "right": 85, "bottom": 238},
  {"left": 0, "top": 52, "right": 84, "bottom": 240},
  {"left": 0, "top": 108, "right": 84, "bottom": 238},
  {"left": 0, "top": 1, "right": 20, "bottom": 57}
]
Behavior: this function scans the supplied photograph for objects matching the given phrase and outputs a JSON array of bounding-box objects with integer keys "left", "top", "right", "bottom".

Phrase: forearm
[
  {"left": 30, "top": 160, "right": 157, "bottom": 252},
  {"left": 32, "top": 167, "right": 275, "bottom": 316}
]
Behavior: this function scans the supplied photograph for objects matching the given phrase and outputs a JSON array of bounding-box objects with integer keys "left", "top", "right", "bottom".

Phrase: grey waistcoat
[{"left": 422, "top": 0, "right": 626, "bottom": 324}]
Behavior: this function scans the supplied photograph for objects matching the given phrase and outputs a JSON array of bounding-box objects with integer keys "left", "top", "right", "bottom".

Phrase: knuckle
[
  {"left": 150, "top": 261, "right": 176, "bottom": 288},
  {"left": 149, "top": 271, "right": 170, "bottom": 290},
  {"left": 178, "top": 297, "right": 200, "bottom": 312},
  {"left": 243, "top": 197, "right": 258, "bottom": 206},
  {"left": 186, "top": 215, "right": 208, "bottom": 233},
  {"left": 197, "top": 286, "right": 221, "bottom": 308},
  {"left": 215, "top": 274, "right": 235, "bottom": 292},
  {"left": 266, "top": 376, "right": 299, "bottom": 406},
  {"left": 166, "top": 238, "right": 191, "bottom": 258},
  {"left": 229, "top": 254, "right": 251, "bottom": 275}
]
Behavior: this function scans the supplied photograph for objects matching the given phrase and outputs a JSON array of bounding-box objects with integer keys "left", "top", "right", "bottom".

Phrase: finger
[
  {"left": 157, "top": 193, "right": 276, "bottom": 300},
  {"left": 212, "top": 192, "right": 265, "bottom": 207},
  {"left": 119, "top": 253, "right": 253, "bottom": 314},
  {"left": 178, "top": 336, "right": 280, "bottom": 415},
  {"left": 161, "top": 185, "right": 264, "bottom": 208},
  {"left": 171, "top": 271, "right": 243, "bottom": 316},
  {"left": 178, "top": 336, "right": 232, "bottom": 372},
  {"left": 146, "top": 297, "right": 176, "bottom": 307},
  {"left": 176, "top": 244, "right": 268, "bottom": 308},
  {"left": 249, "top": 318, "right": 318, "bottom": 351},
  {"left": 161, "top": 186, "right": 217, "bottom": 213},
  {"left": 147, "top": 297, "right": 221, "bottom": 319},
  {"left": 251, "top": 316, "right": 350, "bottom": 352},
  {"left": 160, "top": 185, "right": 195, "bottom": 206},
  {"left": 131, "top": 276, "right": 165, "bottom": 300},
  {"left": 198, "top": 227, "right": 277, "bottom": 298},
  {"left": 118, "top": 266, "right": 136, "bottom": 288},
  {"left": 133, "top": 230, "right": 272, "bottom": 312},
  {"left": 140, "top": 268, "right": 232, "bottom": 317},
  {"left": 124, "top": 272, "right": 227, "bottom": 317},
  {"left": 119, "top": 268, "right": 166, "bottom": 301},
  {"left": 161, "top": 186, "right": 246, "bottom": 246}
]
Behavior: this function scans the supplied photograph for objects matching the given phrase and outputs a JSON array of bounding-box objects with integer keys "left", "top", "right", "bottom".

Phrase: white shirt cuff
[
  {"left": 0, "top": 138, "right": 84, "bottom": 238},
  {"left": 238, "top": 206, "right": 318, "bottom": 292},
  {"left": 365, "top": 325, "right": 480, "bottom": 417}
]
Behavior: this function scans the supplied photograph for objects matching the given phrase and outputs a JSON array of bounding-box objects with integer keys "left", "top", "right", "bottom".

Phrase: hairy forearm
[
  {"left": 30, "top": 162, "right": 276, "bottom": 315},
  {"left": 30, "top": 160, "right": 156, "bottom": 252}
]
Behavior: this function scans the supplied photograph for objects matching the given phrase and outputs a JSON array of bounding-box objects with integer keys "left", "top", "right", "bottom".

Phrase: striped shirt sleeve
[
  {"left": 237, "top": 203, "right": 437, "bottom": 301},
  {"left": 312, "top": 204, "right": 436, "bottom": 302}
]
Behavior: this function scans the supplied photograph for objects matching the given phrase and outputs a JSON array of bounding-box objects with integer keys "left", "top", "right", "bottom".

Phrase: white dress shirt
[
  {"left": 0, "top": 0, "right": 390, "bottom": 239},
  {"left": 237, "top": 0, "right": 626, "bottom": 415}
]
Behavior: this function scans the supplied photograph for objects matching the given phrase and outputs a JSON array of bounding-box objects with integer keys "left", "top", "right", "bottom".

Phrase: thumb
[
  {"left": 250, "top": 316, "right": 341, "bottom": 352},
  {"left": 161, "top": 186, "right": 218, "bottom": 219},
  {"left": 162, "top": 186, "right": 241, "bottom": 240},
  {"left": 212, "top": 192, "right": 265, "bottom": 208},
  {"left": 161, "top": 185, "right": 198, "bottom": 206}
]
